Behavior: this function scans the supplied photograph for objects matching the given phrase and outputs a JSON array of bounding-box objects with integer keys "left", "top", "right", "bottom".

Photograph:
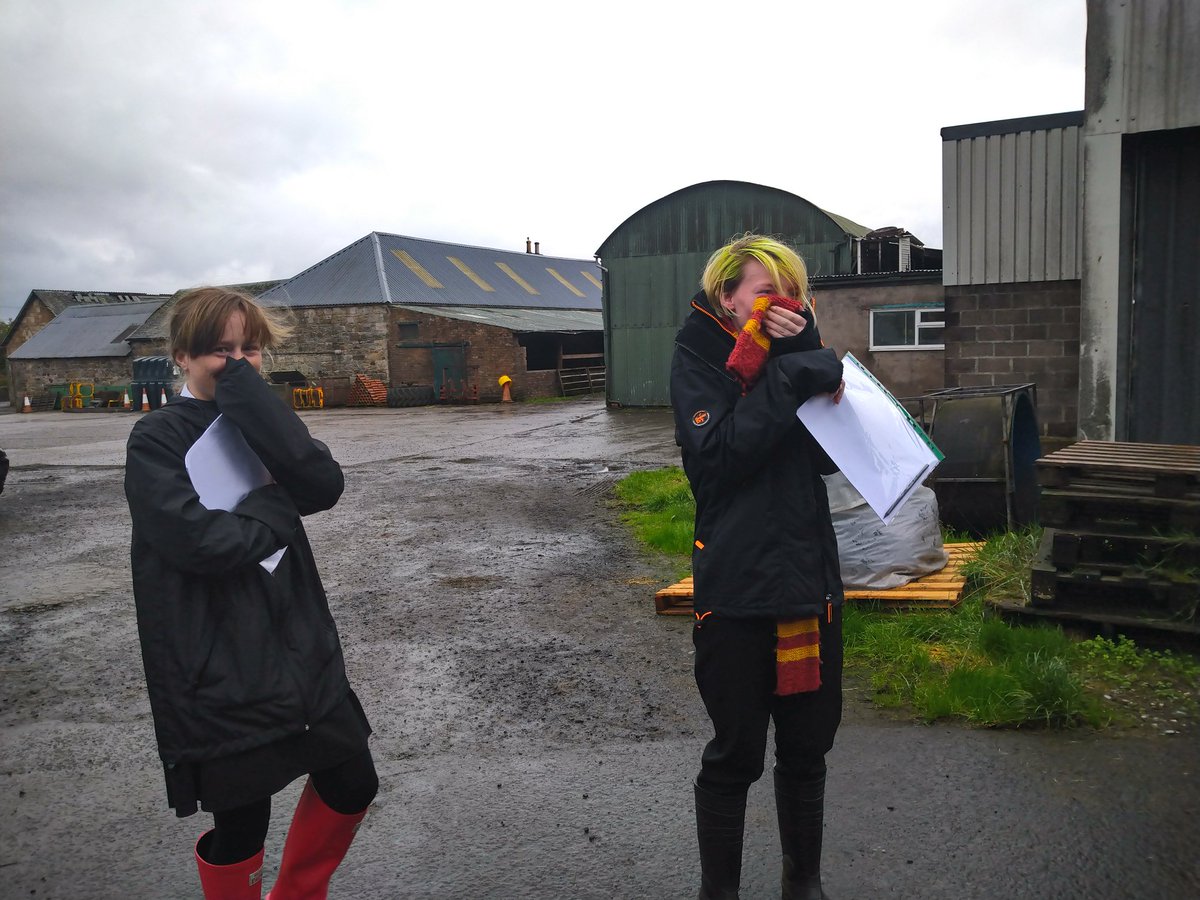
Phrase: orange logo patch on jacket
[{"left": 692, "top": 410, "right": 711, "bottom": 427}]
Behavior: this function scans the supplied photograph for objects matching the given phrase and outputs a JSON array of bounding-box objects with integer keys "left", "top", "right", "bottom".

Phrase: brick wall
[
  {"left": 943, "top": 280, "right": 1081, "bottom": 438},
  {"left": 812, "top": 274, "right": 945, "bottom": 399},
  {"left": 387, "top": 309, "right": 567, "bottom": 401},
  {"left": 10, "top": 357, "right": 136, "bottom": 405}
]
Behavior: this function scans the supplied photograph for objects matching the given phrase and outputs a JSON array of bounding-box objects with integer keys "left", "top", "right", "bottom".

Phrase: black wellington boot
[
  {"left": 774, "top": 767, "right": 831, "bottom": 900},
  {"left": 694, "top": 780, "right": 746, "bottom": 900}
]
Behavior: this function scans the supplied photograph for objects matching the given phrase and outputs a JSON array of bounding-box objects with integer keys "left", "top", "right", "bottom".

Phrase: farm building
[
  {"left": 595, "top": 179, "right": 945, "bottom": 407},
  {"left": 6, "top": 298, "right": 167, "bottom": 408},
  {"left": 1078, "top": 0, "right": 1199, "bottom": 443},
  {"left": 939, "top": 110, "right": 1085, "bottom": 442},
  {"left": 251, "top": 233, "right": 604, "bottom": 403},
  {"left": 809, "top": 266, "right": 946, "bottom": 402},
  {"left": 941, "top": 0, "right": 1200, "bottom": 445}
]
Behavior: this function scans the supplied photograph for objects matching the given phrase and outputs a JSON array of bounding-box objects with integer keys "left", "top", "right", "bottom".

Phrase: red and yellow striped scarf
[
  {"left": 724, "top": 293, "right": 823, "bottom": 695},
  {"left": 775, "top": 616, "right": 822, "bottom": 695},
  {"left": 725, "top": 294, "right": 807, "bottom": 390}
]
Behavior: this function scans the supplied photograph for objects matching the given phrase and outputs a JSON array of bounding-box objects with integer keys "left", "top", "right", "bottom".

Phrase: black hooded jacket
[
  {"left": 670, "top": 295, "right": 845, "bottom": 619},
  {"left": 125, "top": 358, "right": 350, "bottom": 765}
]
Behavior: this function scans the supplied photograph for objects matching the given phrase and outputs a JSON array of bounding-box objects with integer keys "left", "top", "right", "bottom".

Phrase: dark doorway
[{"left": 1127, "top": 126, "right": 1200, "bottom": 444}]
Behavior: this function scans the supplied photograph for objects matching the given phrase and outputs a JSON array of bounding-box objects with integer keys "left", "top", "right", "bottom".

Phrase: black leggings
[{"left": 206, "top": 750, "right": 379, "bottom": 865}]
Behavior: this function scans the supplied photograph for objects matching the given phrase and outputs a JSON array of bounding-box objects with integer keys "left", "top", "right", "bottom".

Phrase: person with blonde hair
[
  {"left": 125, "top": 287, "right": 376, "bottom": 898},
  {"left": 671, "top": 235, "right": 846, "bottom": 899}
]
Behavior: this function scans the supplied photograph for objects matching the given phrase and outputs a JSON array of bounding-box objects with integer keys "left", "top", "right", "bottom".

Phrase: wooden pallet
[
  {"left": 654, "top": 542, "right": 985, "bottom": 615},
  {"left": 654, "top": 577, "right": 697, "bottom": 616},
  {"left": 1039, "top": 489, "right": 1200, "bottom": 533},
  {"left": 990, "top": 599, "right": 1200, "bottom": 649},
  {"left": 1037, "top": 440, "right": 1200, "bottom": 499},
  {"left": 1048, "top": 528, "right": 1200, "bottom": 571},
  {"left": 1030, "top": 528, "right": 1198, "bottom": 620}
]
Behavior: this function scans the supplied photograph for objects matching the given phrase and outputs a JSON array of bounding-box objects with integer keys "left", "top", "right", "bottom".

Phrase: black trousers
[{"left": 693, "top": 608, "right": 842, "bottom": 796}]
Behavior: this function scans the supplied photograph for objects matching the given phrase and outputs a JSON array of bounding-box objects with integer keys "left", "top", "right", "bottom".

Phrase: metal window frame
[{"left": 869, "top": 306, "right": 946, "bottom": 351}]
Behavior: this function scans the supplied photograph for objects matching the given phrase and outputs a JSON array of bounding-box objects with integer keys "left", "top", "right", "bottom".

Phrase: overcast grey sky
[{"left": 0, "top": 0, "right": 1086, "bottom": 321}]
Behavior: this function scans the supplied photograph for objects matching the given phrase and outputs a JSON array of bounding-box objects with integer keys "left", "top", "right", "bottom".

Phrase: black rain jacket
[
  {"left": 125, "top": 358, "right": 350, "bottom": 765},
  {"left": 670, "top": 295, "right": 846, "bottom": 619}
]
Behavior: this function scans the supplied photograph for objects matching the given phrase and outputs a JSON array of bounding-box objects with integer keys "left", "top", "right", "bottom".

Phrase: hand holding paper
[
  {"left": 184, "top": 414, "right": 286, "bottom": 573},
  {"left": 797, "top": 353, "right": 942, "bottom": 524}
]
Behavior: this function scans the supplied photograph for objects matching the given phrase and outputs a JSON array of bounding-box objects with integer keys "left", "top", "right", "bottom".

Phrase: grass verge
[{"left": 615, "top": 467, "right": 1200, "bottom": 730}]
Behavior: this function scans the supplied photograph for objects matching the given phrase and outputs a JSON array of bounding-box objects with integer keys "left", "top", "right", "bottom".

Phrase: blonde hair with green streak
[{"left": 700, "top": 234, "right": 811, "bottom": 320}]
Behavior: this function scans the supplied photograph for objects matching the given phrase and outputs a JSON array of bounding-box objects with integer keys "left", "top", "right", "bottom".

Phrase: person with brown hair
[
  {"left": 671, "top": 235, "right": 846, "bottom": 899},
  {"left": 124, "top": 287, "right": 376, "bottom": 898}
]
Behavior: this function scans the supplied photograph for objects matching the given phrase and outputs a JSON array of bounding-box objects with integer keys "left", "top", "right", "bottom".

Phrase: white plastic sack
[{"left": 824, "top": 471, "right": 949, "bottom": 590}]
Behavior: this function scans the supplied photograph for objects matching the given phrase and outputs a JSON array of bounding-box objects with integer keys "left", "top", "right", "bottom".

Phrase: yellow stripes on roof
[
  {"left": 392, "top": 250, "right": 443, "bottom": 289},
  {"left": 580, "top": 270, "right": 603, "bottom": 290},
  {"left": 495, "top": 262, "right": 539, "bottom": 295},
  {"left": 447, "top": 256, "right": 495, "bottom": 292},
  {"left": 546, "top": 268, "right": 585, "bottom": 298}
]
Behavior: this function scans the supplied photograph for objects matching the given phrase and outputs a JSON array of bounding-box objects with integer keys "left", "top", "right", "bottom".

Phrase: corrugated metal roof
[
  {"left": 126, "top": 280, "right": 288, "bottom": 343},
  {"left": 594, "top": 181, "right": 874, "bottom": 259},
  {"left": 392, "top": 304, "right": 602, "bottom": 333},
  {"left": 819, "top": 208, "right": 872, "bottom": 239},
  {"left": 257, "top": 233, "right": 602, "bottom": 311},
  {"left": 2, "top": 290, "right": 172, "bottom": 349},
  {"left": 9, "top": 299, "right": 166, "bottom": 359}
]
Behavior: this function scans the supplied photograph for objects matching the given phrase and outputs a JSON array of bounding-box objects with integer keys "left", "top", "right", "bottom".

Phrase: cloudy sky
[{"left": 0, "top": 0, "right": 1086, "bottom": 321}]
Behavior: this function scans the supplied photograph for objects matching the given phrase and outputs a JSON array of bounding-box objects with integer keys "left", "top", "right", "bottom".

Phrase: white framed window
[{"left": 869, "top": 304, "right": 944, "bottom": 350}]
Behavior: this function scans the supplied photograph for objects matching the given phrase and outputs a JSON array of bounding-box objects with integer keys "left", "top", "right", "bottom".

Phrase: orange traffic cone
[
  {"left": 140, "top": 389, "right": 150, "bottom": 412},
  {"left": 159, "top": 388, "right": 168, "bottom": 407},
  {"left": 498, "top": 375, "right": 513, "bottom": 403},
  {"left": 20, "top": 395, "right": 32, "bottom": 413},
  {"left": 122, "top": 390, "right": 132, "bottom": 410}
]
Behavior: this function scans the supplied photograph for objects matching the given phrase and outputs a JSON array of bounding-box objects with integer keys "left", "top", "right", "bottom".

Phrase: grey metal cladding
[
  {"left": 258, "top": 232, "right": 602, "bottom": 311},
  {"left": 258, "top": 235, "right": 384, "bottom": 307},
  {"left": 391, "top": 304, "right": 602, "bottom": 333},
  {"left": 9, "top": 299, "right": 166, "bottom": 359}
]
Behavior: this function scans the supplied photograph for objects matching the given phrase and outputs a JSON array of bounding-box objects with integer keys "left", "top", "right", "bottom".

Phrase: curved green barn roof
[
  {"left": 596, "top": 179, "right": 870, "bottom": 262},
  {"left": 597, "top": 180, "right": 871, "bottom": 406}
]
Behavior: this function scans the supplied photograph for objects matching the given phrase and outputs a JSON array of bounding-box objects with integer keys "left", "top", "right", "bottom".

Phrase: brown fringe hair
[{"left": 169, "top": 287, "right": 291, "bottom": 359}]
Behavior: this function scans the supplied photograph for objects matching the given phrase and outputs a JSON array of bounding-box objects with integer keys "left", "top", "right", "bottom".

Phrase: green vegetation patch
[
  {"left": 613, "top": 466, "right": 696, "bottom": 558},
  {"left": 614, "top": 467, "right": 1200, "bottom": 731}
]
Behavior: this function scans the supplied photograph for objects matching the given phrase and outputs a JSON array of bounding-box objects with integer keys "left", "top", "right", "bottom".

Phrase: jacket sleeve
[
  {"left": 125, "top": 421, "right": 299, "bottom": 575},
  {"left": 670, "top": 343, "right": 843, "bottom": 495},
  {"left": 213, "top": 358, "right": 344, "bottom": 516}
]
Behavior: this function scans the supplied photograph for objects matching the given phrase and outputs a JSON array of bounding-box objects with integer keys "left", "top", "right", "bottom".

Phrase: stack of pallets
[
  {"left": 654, "top": 542, "right": 984, "bottom": 615},
  {"left": 1003, "top": 441, "right": 1200, "bottom": 644}
]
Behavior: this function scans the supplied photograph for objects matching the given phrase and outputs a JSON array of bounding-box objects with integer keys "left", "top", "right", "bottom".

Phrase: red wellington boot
[
  {"left": 266, "top": 779, "right": 368, "bottom": 899},
  {"left": 195, "top": 830, "right": 265, "bottom": 899}
]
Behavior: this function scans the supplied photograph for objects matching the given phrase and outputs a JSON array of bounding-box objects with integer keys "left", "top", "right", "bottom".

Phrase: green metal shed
[{"left": 595, "top": 180, "right": 869, "bottom": 406}]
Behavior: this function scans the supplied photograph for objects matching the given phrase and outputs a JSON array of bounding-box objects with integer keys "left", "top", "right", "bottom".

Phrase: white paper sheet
[
  {"left": 184, "top": 414, "right": 285, "bottom": 573},
  {"left": 797, "top": 353, "right": 942, "bottom": 524}
]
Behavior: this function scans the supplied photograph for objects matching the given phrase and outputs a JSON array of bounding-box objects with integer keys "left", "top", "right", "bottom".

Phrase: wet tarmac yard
[{"left": 1, "top": 401, "right": 1198, "bottom": 898}]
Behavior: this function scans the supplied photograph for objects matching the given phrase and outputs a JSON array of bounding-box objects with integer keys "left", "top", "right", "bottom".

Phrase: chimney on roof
[
  {"left": 534, "top": 241, "right": 540, "bottom": 255},
  {"left": 526, "top": 237, "right": 532, "bottom": 253}
]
